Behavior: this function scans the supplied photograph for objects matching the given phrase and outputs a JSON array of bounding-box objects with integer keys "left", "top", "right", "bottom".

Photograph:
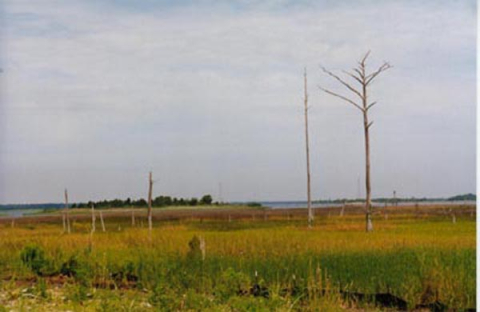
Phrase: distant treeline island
[{"left": 0, "top": 193, "right": 475, "bottom": 210}]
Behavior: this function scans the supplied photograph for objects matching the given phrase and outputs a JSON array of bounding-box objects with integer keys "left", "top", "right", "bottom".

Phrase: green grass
[{"left": 0, "top": 213, "right": 475, "bottom": 311}]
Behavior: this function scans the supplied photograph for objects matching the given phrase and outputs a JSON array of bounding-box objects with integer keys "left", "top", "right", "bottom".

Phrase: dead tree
[
  {"left": 62, "top": 211, "right": 66, "bottom": 232},
  {"left": 303, "top": 68, "right": 314, "bottom": 227},
  {"left": 147, "top": 171, "right": 153, "bottom": 232},
  {"left": 340, "top": 201, "right": 346, "bottom": 217},
  {"left": 91, "top": 203, "right": 96, "bottom": 233},
  {"left": 99, "top": 210, "right": 106, "bottom": 232},
  {"left": 319, "top": 51, "right": 391, "bottom": 232},
  {"left": 64, "top": 189, "right": 71, "bottom": 234}
]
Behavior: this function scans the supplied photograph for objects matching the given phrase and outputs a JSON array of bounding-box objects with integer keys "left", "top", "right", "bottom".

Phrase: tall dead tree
[
  {"left": 303, "top": 68, "right": 313, "bottom": 227},
  {"left": 147, "top": 171, "right": 153, "bottom": 232},
  {"left": 319, "top": 51, "right": 391, "bottom": 232},
  {"left": 64, "top": 189, "right": 71, "bottom": 234}
]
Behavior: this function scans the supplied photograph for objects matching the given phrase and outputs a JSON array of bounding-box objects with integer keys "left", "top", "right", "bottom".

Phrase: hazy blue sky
[{"left": 1, "top": 0, "right": 476, "bottom": 203}]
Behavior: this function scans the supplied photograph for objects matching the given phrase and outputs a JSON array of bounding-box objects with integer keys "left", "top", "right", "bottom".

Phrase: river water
[{"left": 260, "top": 200, "right": 476, "bottom": 209}]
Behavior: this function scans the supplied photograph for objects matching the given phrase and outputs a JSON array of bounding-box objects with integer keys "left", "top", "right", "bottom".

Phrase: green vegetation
[
  {"left": 448, "top": 193, "right": 476, "bottom": 201},
  {"left": 71, "top": 194, "right": 216, "bottom": 209},
  {"left": 0, "top": 210, "right": 475, "bottom": 311}
]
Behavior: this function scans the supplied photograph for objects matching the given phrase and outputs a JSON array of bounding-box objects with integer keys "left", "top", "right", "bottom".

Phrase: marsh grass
[{"left": 0, "top": 210, "right": 475, "bottom": 310}]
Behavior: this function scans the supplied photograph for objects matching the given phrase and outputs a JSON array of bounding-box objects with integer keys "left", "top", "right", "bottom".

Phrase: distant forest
[
  {"left": 0, "top": 194, "right": 215, "bottom": 210},
  {"left": 314, "top": 193, "right": 476, "bottom": 204},
  {"left": 0, "top": 193, "right": 475, "bottom": 210},
  {"left": 71, "top": 194, "right": 214, "bottom": 209}
]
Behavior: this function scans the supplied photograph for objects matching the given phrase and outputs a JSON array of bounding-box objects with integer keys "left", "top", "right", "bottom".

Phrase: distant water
[
  {"left": 0, "top": 201, "right": 475, "bottom": 217},
  {"left": 260, "top": 200, "right": 476, "bottom": 209},
  {"left": 0, "top": 209, "right": 44, "bottom": 218}
]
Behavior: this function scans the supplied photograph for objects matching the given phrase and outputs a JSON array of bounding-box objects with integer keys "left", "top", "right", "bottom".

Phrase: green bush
[
  {"left": 60, "top": 255, "right": 91, "bottom": 285},
  {"left": 20, "top": 245, "right": 52, "bottom": 276}
]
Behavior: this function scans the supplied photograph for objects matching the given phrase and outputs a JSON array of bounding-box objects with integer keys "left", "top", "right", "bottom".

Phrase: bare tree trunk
[
  {"left": 340, "top": 202, "right": 346, "bottom": 217},
  {"left": 304, "top": 68, "right": 313, "bottom": 228},
  {"left": 363, "top": 110, "right": 373, "bottom": 232},
  {"left": 147, "top": 172, "right": 153, "bottom": 232},
  {"left": 62, "top": 212, "right": 66, "bottom": 232},
  {"left": 131, "top": 209, "right": 136, "bottom": 226},
  {"left": 91, "top": 203, "right": 96, "bottom": 233},
  {"left": 100, "top": 210, "right": 106, "bottom": 232},
  {"left": 64, "top": 189, "right": 71, "bottom": 234}
]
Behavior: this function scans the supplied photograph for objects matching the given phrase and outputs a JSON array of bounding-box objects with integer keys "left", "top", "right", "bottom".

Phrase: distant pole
[
  {"left": 99, "top": 210, "right": 106, "bottom": 232},
  {"left": 89, "top": 203, "right": 96, "bottom": 250},
  {"left": 304, "top": 68, "right": 314, "bottom": 228},
  {"left": 393, "top": 190, "right": 397, "bottom": 207},
  {"left": 64, "top": 189, "right": 71, "bottom": 234},
  {"left": 148, "top": 172, "right": 153, "bottom": 232},
  {"left": 62, "top": 211, "right": 66, "bottom": 232},
  {"left": 91, "top": 203, "right": 96, "bottom": 233}
]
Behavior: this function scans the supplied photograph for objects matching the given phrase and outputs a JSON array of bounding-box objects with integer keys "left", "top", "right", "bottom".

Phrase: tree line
[{"left": 71, "top": 194, "right": 214, "bottom": 209}]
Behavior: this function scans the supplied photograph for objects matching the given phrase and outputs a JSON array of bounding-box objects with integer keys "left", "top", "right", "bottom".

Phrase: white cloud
[{"left": 1, "top": 0, "right": 476, "bottom": 202}]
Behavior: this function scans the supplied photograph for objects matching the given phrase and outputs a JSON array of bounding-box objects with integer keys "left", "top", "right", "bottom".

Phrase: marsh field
[{"left": 0, "top": 204, "right": 475, "bottom": 311}]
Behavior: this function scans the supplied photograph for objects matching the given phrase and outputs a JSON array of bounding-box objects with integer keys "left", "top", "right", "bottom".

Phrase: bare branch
[
  {"left": 320, "top": 66, "right": 363, "bottom": 100},
  {"left": 366, "top": 62, "right": 392, "bottom": 85},
  {"left": 367, "top": 121, "right": 374, "bottom": 129},
  {"left": 318, "top": 85, "right": 364, "bottom": 112},
  {"left": 361, "top": 50, "right": 371, "bottom": 65},
  {"left": 353, "top": 68, "right": 365, "bottom": 80},
  {"left": 366, "top": 101, "right": 377, "bottom": 111},
  {"left": 342, "top": 70, "right": 363, "bottom": 85}
]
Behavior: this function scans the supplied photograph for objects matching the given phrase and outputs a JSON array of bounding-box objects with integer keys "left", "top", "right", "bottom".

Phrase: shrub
[
  {"left": 20, "top": 245, "right": 51, "bottom": 276},
  {"left": 60, "top": 255, "right": 91, "bottom": 285}
]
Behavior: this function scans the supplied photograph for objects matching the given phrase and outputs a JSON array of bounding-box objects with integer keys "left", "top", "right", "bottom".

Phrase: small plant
[
  {"left": 60, "top": 256, "right": 80, "bottom": 277},
  {"left": 20, "top": 245, "right": 52, "bottom": 276},
  {"left": 36, "top": 278, "right": 49, "bottom": 299},
  {"left": 215, "top": 268, "right": 251, "bottom": 301},
  {"left": 65, "top": 284, "right": 89, "bottom": 303},
  {"left": 60, "top": 255, "right": 91, "bottom": 285},
  {"left": 149, "top": 284, "right": 180, "bottom": 310}
]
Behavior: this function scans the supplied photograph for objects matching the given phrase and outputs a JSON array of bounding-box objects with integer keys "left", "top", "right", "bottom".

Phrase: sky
[{"left": 0, "top": 0, "right": 476, "bottom": 204}]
